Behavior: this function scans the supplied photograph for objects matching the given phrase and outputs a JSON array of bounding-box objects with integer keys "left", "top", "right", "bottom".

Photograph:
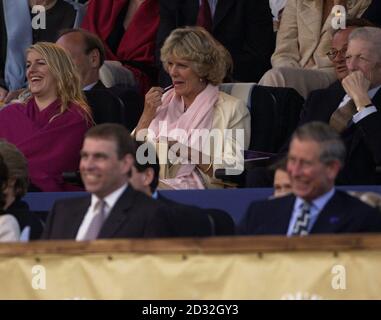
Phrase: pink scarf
[{"left": 148, "top": 84, "right": 219, "bottom": 189}]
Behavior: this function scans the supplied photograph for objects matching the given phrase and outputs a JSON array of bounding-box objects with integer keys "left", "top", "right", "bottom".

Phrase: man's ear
[
  {"left": 122, "top": 154, "right": 135, "bottom": 175},
  {"left": 89, "top": 49, "right": 101, "bottom": 68},
  {"left": 144, "top": 168, "right": 155, "bottom": 187},
  {"left": 326, "top": 160, "right": 341, "bottom": 181}
]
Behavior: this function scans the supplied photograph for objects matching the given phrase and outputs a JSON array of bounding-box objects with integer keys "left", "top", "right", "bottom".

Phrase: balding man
[
  {"left": 298, "top": 25, "right": 381, "bottom": 185},
  {"left": 56, "top": 28, "right": 143, "bottom": 130}
]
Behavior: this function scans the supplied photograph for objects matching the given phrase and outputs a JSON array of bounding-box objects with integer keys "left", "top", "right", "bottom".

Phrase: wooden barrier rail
[
  {"left": 1, "top": 235, "right": 381, "bottom": 299},
  {"left": 1, "top": 234, "right": 381, "bottom": 256}
]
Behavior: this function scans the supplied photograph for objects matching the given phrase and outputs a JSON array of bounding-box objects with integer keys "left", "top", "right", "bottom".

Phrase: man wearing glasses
[{"left": 299, "top": 23, "right": 381, "bottom": 185}]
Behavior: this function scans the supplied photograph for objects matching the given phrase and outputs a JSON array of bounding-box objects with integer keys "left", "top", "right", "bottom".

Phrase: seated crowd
[{"left": 0, "top": 0, "right": 381, "bottom": 242}]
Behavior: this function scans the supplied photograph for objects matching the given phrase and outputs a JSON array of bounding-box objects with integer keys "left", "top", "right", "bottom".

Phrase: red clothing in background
[{"left": 82, "top": 0, "right": 160, "bottom": 94}]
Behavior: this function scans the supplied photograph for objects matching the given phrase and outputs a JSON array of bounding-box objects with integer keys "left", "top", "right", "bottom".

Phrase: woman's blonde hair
[
  {"left": 26, "top": 42, "right": 92, "bottom": 121},
  {"left": 160, "top": 26, "right": 233, "bottom": 85}
]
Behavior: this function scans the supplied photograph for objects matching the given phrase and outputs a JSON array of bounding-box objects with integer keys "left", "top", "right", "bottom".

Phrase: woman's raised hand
[
  {"left": 144, "top": 86, "right": 164, "bottom": 116},
  {"left": 135, "top": 86, "right": 165, "bottom": 134}
]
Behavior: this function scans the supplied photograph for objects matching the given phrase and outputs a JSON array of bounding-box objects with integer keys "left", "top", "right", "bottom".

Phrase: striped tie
[
  {"left": 291, "top": 201, "right": 311, "bottom": 236},
  {"left": 82, "top": 200, "right": 107, "bottom": 240},
  {"left": 329, "top": 99, "right": 357, "bottom": 133}
]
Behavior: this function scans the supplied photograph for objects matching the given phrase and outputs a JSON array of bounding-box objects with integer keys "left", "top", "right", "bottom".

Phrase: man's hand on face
[{"left": 342, "top": 70, "right": 372, "bottom": 112}]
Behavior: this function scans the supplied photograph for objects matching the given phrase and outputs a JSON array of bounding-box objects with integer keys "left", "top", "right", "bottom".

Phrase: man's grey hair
[
  {"left": 349, "top": 27, "right": 381, "bottom": 61},
  {"left": 291, "top": 122, "right": 346, "bottom": 165}
]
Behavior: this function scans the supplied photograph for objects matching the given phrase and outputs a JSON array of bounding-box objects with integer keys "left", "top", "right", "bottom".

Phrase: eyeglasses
[{"left": 326, "top": 47, "right": 347, "bottom": 61}]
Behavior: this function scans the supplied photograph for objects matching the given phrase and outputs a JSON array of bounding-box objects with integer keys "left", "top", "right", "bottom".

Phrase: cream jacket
[
  {"left": 159, "top": 91, "right": 251, "bottom": 189},
  {"left": 271, "top": 0, "right": 370, "bottom": 70}
]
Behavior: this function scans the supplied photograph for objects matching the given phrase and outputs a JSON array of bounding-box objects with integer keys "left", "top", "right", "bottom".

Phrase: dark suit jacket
[
  {"left": 298, "top": 81, "right": 381, "bottom": 185},
  {"left": 157, "top": 194, "right": 213, "bottom": 236},
  {"left": 362, "top": 0, "right": 381, "bottom": 27},
  {"left": 239, "top": 190, "right": 381, "bottom": 235},
  {"left": 87, "top": 81, "right": 143, "bottom": 131},
  {"left": 299, "top": 80, "right": 346, "bottom": 125},
  {"left": 7, "top": 199, "right": 44, "bottom": 240},
  {"left": 42, "top": 187, "right": 175, "bottom": 240},
  {"left": 156, "top": 0, "right": 275, "bottom": 85},
  {"left": 157, "top": 194, "right": 235, "bottom": 236}
]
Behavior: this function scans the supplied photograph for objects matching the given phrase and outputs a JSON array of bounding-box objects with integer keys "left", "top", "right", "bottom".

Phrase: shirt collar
[
  {"left": 90, "top": 183, "right": 128, "bottom": 211},
  {"left": 83, "top": 82, "right": 98, "bottom": 91},
  {"left": 295, "top": 188, "right": 336, "bottom": 212},
  {"left": 152, "top": 191, "right": 159, "bottom": 199},
  {"left": 368, "top": 85, "right": 381, "bottom": 99}
]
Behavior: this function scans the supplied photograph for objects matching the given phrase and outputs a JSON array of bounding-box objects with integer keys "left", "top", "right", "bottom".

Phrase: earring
[{"left": 199, "top": 78, "right": 204, "bottom": 82}]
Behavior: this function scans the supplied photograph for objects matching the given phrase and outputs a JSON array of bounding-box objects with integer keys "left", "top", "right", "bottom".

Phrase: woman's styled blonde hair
[
  {"left": 26, "top": 42, "right": 92, "bottom": 121},
  {"left": 160, "top": 26, "right": 233, "bottom": 85}
]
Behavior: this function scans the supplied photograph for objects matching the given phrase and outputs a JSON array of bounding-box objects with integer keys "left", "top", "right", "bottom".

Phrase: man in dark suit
[
  {"left": 56, "top": 29, "right": 143, "bottom": 130},
  {"left": 298, "top": 25, "right": 381, "bottom": 185},
  {"left": 240, "top": 122, "right": 381, "bottom": 236},
  {"left": 362, "top": 0, "right": 381, "bottom": 27},
  {"left": 156, "top": 0, "right": 275, "bottom": 85},
  {"left": 42, "top": 124, "right": 175, "bottom": 240},
  {"left": 299, "top": 22, "right": 362, "bottom": 125},
  {"left": 129, "top": 140, "right": 235, "bottom": 236}
]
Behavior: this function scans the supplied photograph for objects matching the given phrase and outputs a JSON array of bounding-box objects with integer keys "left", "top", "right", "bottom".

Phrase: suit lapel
[
  {"left": 278, "top": 196, "right": 296, "bottom": 234},
  {"left": 98, "top": 187, "right": 134, "bottom": 238},
  {"left": 372, "top": 87, "right": 381, "bottom": 110},
  {"left": 300, "top": 0, "right": 323, "bottom": 39},
  {"left": 262, "top": 195, "right": 295, "bottom": 234},
  {"left": 183, "top": 0, "right": 199, "bottom": 25},
  {"left": 321, "top": 1, "right": 336, "bottom": 34},
  {"left": 213, "top": 0, "right": 235, "bottom": 30},
  {"left": 328, "top": 81, "right": 346, "bottom": 116},
  {"left": 92, "top": 81, "right": 107, "bottom": 90},
  {"left": 344, "top": 87, "right": 381, "bottom": 154},
  {"left": 310, "top": 192, "right": 344, "bottom": 233},
  {"left": 67, "top": 197, "right": 91, "bottom": 239}
]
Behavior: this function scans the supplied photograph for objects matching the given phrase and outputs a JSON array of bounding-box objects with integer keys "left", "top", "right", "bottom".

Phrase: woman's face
[
  {"left": 26, "top": 49, "right": 57, "bottom": 99},
  {"left": 166, "top": 56, "right": 206, "bottom": 104}
]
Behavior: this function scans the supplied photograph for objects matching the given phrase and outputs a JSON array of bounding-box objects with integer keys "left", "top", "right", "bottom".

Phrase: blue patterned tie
[{"left": 292, "top": 201, "right": 311, "bottom": 236}]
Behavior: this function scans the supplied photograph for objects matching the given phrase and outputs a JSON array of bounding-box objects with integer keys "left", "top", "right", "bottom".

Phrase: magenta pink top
[{"left": 0, "top": 98, "right": 92, "bottom": 191}]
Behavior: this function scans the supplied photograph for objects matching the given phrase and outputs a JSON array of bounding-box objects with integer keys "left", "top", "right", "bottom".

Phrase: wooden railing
[{"left": 1, "top": 234, "right": 381, "bottom": 256}]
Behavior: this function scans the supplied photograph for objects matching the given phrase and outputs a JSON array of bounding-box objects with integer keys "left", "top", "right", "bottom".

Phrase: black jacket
[
  {"left": 300, "top": 81, "right": 381, "bottom": 185},
  {"left": 42, "top": 187, "right": 175, "bottom": 240},
  {"left": 156, "top": 0, "right": 275, "bottom": 85}
]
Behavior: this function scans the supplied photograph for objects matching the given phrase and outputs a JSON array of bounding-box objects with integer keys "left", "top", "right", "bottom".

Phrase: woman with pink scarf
[{"left": 135, "top": 27, "right": 250, "bottom": 189}]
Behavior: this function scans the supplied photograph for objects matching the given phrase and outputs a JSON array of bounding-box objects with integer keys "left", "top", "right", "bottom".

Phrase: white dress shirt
[
  {"left": 269, "top": 0, "right": 287, "bottom": 20},
  {"left": 0, "top": 214, "right": 20, "bottom": 242},
  {"left": 82, "top": 81, "right": 98, "bottom": 91},
  {"left": 76, "top": 184, "right": 128, "bottom": 241}
]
